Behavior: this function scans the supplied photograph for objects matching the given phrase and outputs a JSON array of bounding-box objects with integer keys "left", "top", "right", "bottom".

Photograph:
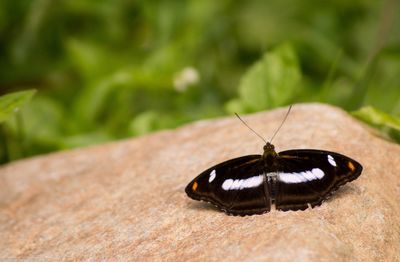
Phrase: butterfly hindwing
[
  {"left": 185, "top": 155, "right": 272, "bottom": 216},
  {"left": 274, "top": 149, "right": 363, "bottom": 211}
]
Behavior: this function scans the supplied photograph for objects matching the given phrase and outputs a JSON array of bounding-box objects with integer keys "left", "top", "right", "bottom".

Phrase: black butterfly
[{"left": 185, "top": 108, "right": 363, "bottom": 216}]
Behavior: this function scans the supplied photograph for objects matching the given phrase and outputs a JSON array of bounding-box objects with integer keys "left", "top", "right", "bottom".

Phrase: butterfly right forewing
[{"left": 274, "top": 150, "right": 363, "bottom": 211}]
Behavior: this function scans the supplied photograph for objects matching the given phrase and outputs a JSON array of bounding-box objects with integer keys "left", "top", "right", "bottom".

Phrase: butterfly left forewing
[
  {"left": 274, "top": 149, "right": 362, "bottom": 211},
  {"left": 185, "top": 155, "right": 272, "bottom": 216}
]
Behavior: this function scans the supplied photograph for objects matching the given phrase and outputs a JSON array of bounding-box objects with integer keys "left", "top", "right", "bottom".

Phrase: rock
[{"left": 0, "top": 103, "right": 399, "bottom": 261}]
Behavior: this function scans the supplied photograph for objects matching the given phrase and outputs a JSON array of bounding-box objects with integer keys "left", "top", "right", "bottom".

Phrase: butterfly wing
[
  {"left": 185, "top": 155, "right": 271, "bottom": 216},
  {"left": 274, "top": 149, "right": 363, "bottom": 211}
]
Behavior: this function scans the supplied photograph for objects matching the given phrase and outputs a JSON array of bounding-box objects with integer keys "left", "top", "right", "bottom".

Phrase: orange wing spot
[
  {"left": 192, "top": 181, "right": 198, "bottom": 191},
  {"left": 348, "top": 161, "right": 355, "bottom": 171}
]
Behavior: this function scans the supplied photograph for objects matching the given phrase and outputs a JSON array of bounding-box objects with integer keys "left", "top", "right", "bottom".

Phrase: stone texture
[{"left": 0, "top": 103, "right": 399, "bottom": 261}]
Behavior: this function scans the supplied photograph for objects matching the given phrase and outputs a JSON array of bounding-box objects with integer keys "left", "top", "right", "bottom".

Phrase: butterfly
[{"left": 185, "top": 106, "right": 363, "bottom": 216}]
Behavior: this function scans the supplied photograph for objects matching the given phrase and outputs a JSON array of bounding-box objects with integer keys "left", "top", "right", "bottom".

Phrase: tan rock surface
[{"left": 0, "top": 103, "right": 399, "bottom": 261}]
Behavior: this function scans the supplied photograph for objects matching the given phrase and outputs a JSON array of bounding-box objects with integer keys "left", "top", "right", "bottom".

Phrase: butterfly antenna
[
  {"left": 235, "top": 113, "right": 268, "bottom": 144},
  {"left": 269, "top": 105, "right": 292, "bottom": 143}
]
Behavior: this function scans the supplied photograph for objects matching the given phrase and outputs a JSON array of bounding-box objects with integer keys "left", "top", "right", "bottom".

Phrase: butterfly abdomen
[{"left": 266, "top": 173, "right": 278, "bottom": 203}]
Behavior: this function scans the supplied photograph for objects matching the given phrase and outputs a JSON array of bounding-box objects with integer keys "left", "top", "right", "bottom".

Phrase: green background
[{"left": 1, "top": 0, "right": 400, "bottom": 164}]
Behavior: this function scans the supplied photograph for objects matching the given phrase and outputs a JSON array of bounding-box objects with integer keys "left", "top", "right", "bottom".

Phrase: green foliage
[
  {"left": 226, "top": 44, "right": 301, "bottom": 113},
  {"left": 0, "top": 90, "right": 36, "bottom": 162},
  {"left": 0, "top": 0, "right": 399, "bottom": 164},
  {"left": 0, "top": 90, "right": 36, "bottom": 123},
  {"left": 352, "top": 106, "right": 400, "bottom": 142}
]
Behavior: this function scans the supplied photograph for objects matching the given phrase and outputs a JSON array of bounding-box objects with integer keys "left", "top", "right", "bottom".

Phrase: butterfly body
[{"left": 185, "top": 142, "right": 362, "bottom": 216}]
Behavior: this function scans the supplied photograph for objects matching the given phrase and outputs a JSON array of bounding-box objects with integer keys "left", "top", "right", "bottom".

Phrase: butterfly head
[
  {"left": 263, "top": 142, "right": 278, "bottom": 165},
  {"left": 263, "top": 142, "right": 275, "bottom": 152}
]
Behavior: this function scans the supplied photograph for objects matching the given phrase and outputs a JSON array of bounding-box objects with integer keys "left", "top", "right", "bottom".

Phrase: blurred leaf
[
  {"left": 0, "top": 90, "right": 36, "bottom": 124},
  {"left": 224, "top": 99, "right": 246, "bottom": 114},
  {"left": 352, "top": 106, "right": 400, "bottom": 131},
  {"left": 128, "top": 111, "right": 159, "bottom": 136},
  {"left": 226, "top": 43, "right": 301, "bottom": 113},
  {"left": 362, "top": 51, "right": 400, "bottom": 113},
  {"left": 18, "top": 95, "right": 65, "bottom": 146},
  {"left": 67, "top": 39, "right": 105, "bottom": 79},
  {"left": 59, "top": 132, "right": 111, "bottom": 149}
]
